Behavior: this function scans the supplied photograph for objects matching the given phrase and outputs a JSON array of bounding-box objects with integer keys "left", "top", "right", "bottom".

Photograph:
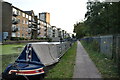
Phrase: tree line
[{"left": 74, "top": 1, "right": 120, "bottom": 39}]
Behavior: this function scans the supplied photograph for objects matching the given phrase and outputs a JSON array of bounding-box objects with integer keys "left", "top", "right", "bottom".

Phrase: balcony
[
  {"left": 12, "top": 26, "right": 19, "bottom": 32},
  {"left": 53, "top": 29, "right": 55, "bottom": 32},
  {"left": 29, "top": 20, "right": 32, "bottom": 22},
  {"left": 38, "top": 23, "right": 40, "bottom": 25},
  {"left": 53, "top": 32, "right": 55, "bottom": 34},
  {"left": 12, "top": 18, "right": 20, "bottom": 24},
  {"left": 44, "top": 26, "right": 47, "bottom": 28},
  {"left": 32, "top": 22, "right": 37, "bottom": 26},
  {"left": 28, "top": 24, "right": 37, "bottom": 30},
  {"left": 29, "top": 19, "right": 37, "bottom": 23},
  {"left": 31, "top": 28, "right": 37, "bottom": 30},
  {"left": 44, "top": 28, "right": 47, "bottom": 31},
  {"left": 12, "top": 11, "right": 18, "bottom": 16},
  {"left": 28, "top": 28, "right": 32, "bottom": 34},
  {"left": 28, "top": 24, "right": 33, "bottom": 28}
]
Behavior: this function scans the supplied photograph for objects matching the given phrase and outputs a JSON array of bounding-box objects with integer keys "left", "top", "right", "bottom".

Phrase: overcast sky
[{"left": 4, "top": 0, "right": 88, "bottom": 33}]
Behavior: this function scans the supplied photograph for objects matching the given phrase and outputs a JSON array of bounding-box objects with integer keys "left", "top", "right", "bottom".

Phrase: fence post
[{"left": 116, "top": 36, "right": 120, "bottom": 74}]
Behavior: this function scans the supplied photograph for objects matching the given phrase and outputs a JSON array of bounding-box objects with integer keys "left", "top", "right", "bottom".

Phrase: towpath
[{"left": 73, "top": 41, "right": 102, "bottom": 78}]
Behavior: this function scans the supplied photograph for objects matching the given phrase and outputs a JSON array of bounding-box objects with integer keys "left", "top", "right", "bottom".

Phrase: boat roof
[{"left": 28, "top": 42, "right": 65, "bottom": 45}]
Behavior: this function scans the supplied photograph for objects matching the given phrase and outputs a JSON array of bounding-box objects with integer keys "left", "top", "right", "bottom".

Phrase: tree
[{"left": 73, "top": 1, "right": 120, "bottom": 39}]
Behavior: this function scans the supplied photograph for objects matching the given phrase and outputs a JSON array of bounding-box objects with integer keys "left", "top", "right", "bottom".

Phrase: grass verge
[
  {"left": 45, "top": 42, "right": 77, "bottom": 79},
  {"left": 81, "top": 40, "right": 119, "bottom": 78}
]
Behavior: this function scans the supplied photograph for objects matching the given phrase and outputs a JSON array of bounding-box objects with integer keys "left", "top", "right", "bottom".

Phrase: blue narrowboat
[{"left": 2, "top": 42, "right": 71, "bottom": 80}]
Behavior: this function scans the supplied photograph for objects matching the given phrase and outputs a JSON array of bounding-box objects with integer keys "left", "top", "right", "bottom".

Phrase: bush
[
  {"left": 37, "top": 38, "right": 41, "bottom": 40},
  {"left": 48, "top": 38, "right": 52, "bottom": 42},
  {"left": 91, "top": 40, "right": 100, "bottom": 52},
  {"left": 11, "top": 37, "right": 26, "bottom": 41},
  {"left": 19, "top": 37, "right": 25, "bottom": 40},
  {"left": 11, "top": 37, "right": 19, "bottom": 41},
  {"left": 82, "top": 39, "right": 100, "bottom": 52}
]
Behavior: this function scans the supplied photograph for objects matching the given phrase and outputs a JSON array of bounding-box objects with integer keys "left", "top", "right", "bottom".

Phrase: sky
[{"left": 4, "top": 0, "right": 88, "bottom": 33}]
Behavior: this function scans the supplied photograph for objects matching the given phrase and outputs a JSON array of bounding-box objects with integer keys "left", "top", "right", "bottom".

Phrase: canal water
[{"left": 1, "top": 43, "right": 26, "bottom": 72}]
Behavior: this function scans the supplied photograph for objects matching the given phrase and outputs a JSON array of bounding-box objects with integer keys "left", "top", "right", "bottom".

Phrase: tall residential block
[{"left": 39, "top": 12, "right": 50, "bottom": 24}]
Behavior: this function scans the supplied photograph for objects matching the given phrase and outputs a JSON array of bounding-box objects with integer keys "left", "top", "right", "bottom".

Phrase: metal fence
[
  {"left": 82, "top": 35, "right": 120, "bottom": 73},
  {"left": 115, "top": 36, "right": 120, "bottom": 73},
  {"left": 100, "top": 35, "right": 114, "bottom": 59}
]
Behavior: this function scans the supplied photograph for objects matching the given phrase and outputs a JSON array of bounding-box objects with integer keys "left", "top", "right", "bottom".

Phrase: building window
[
  {"left": 26, "top": 21, "right": 28, "bottom": 24},
  {"left": 18, "top": 11, "right": 21, "bottom": 16},
  {"left": 18, "top": 18, "right": 20, "bottom": 23},
  {"left": 23, "top": 13, "right": 25, "bottom": 17},
  {"left": 26, "top": 14, "right": 29, "bottom": 18},
  {"left": 29, "top": 16, "right": 31, "bottom": 20},
  {"left": 12, "top": 8, "right": 17, "bottom": 15},
  {"left": 28, "top": 34, "right": 31, "bottom": 37},
  {"left": 21, "top": 20, "right": 23, "bottom": 24},
  {"left": 17, "top": 26, "right": 20, "bottom": 31},
  {"left": 32, "top": 18, "right": 35, "bottom": 22},
  {"left": 22, "top": 27, "right": 24, "bottom": 30},
  {"left": 12, "top": 17, "right": 16, "bottom": 21},
  {"left": 22, "top": 34, "right": 24, "bottom": 37},
  {"left": 17, "top": 10, "right": 19, "bottom": 15},
  {"left": 24, "top": 20, "right": 25, "bottom": 24},
  {"left": 17, "top": 32, "right": 20, "bottom": 37},
  {"left": 22, "top": 20, "right": 25, "bottom": 24},
  {"left": 12, "top": 33, "right": 16, "bottom": 37}
]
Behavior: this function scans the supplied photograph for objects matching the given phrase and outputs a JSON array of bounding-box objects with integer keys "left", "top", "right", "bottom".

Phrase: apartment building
[
  {"left": 12, "top": 6, "right": 31, "bottom": 39},
  {"left": 39, "top": 12, "right": 50, "bottom": 24},
  {"left": 24, "top": 10, "right": 38, "bottom": 39},
  {"left": 47, "top": 24, "right": 53, "bottom": 38},
  {"left": 57, "top": 28, "right": 62, "bottom": 38},
  {"left": 52, "top": 26, "right": 58, "bottom": 38},
  {"left": 61, "top": 30, "right": 65, "bottom": 39},
  {"left": 37, "top": 19, "right": 47, "bottom": 38},
  {"left": 51, "top": 26, "right": 60, "bottom": 41},
  {"left": 64, "top": 31, "right": 67, "bottom": 38},
  {"left": 37, "top": 19, "right": 41, "bottom": 38},
  {"left": 1, "top": 1, "right": 71, "bottom": 41},
  {"left": 1, "top": 1, "right": 35, "bottom": 40},
  {"left": 39, "top": 12, "right": 53, "bottom": 38}
]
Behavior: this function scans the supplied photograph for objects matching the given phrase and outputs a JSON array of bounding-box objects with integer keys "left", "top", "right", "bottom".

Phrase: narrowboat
[{"left": 2, "top": 42, "right": 71, "bottom": 80}]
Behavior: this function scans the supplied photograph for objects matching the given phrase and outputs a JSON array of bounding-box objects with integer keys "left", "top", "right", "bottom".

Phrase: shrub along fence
[{"left": 81, "top": 35, "right": 120, "bottom": 74}]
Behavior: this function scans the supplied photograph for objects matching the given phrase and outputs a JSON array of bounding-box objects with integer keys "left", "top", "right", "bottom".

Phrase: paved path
[{"left": 73, "top": 41, "right": 102, "bottom": 78}]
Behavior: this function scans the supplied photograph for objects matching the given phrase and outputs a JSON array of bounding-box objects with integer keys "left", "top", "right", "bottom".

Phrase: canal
[{"left": 1, "top": 43, "right": 26, "bottom": 72}]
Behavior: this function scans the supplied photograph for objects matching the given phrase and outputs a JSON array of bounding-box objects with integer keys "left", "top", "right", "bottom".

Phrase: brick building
[{"left": 0, "top": 1, "right": 70, "bottom": 41}]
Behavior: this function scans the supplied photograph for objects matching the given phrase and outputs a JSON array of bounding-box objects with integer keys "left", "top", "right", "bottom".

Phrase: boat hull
[
  {"left": 2, "top": 63, "right": 45, "bottom": 80},
  {"left": 2, "top": 73, "right": 45, "bottom": 80}
]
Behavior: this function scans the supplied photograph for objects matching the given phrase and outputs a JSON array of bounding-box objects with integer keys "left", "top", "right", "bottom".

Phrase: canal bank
[{"left": 2, "top": 40, "right": 49, "bottom": 45}]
